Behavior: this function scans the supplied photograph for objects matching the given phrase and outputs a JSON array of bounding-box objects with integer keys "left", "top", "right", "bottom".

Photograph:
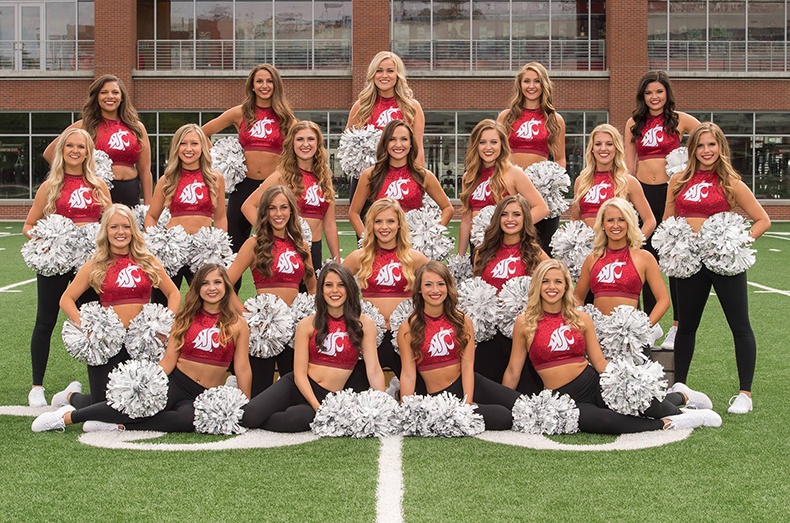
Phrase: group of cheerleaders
[{"left": 28, "top": 51, "right": 769, "bottom": 436}]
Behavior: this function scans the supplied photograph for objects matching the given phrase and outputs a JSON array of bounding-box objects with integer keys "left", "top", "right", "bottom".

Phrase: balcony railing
[
  {"left": 648, "top": 40, "right": 788, "bottom": 72},
  {"left": 0, "top": 40, "right": 94, "bottom": 71}
]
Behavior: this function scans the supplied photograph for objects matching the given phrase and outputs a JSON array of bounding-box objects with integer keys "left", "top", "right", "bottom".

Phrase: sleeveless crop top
[
  {"left": 374, "top": 165, "right": 423, "bottom": 212},
  {"left": 416, "top": 314, "right": 462, "bottom": 372},
  {"left": 634, "top": 115, "right": 682, "bottom": 160},
  {"left": 362, "top": 247, "right": 410, "bottom": 298},
  {"left": 169, "top": 169, "right": 214, "bottom": 218},
  {"left": 508, "top": 108, "right": 551, "bottom": 158},
  {"left": 589, "top": 247, "right": 642, "bottom": 300},
  {"left": 578, "top": 171, "right": 616, "bottom": 220},
  {"left": 179, "top": 309, "right": 236, "bottom": 367},
  {"left": 368, "top": 96, "right": 404, "bottom": 129},
  {"left": 94, "top": 119, "right": 142, "bottom": 167},
  {"left": 674, "top": 171, "right": 731, "bottom": 218},
  {"left": 308, "top": 315, "right": 359, "bottom": 370},
  {"left": 55, "top": 174, "right": 103, "bottom": 222},
  {"left": 251, "top": 236, "right": 306, "bottom": 290},
  {"left": 238, "top": 106, "right": 284, "bottom": 154},
  {"left": 468, "top": 167, "right": 509, "bottom": 211},
  {"left": 529, "top": 312, "right": 587, "bottom": 371},
  {"left": 296, "top": 170, "right": 329, "bottom": 220},
  {"left": 481, "top": 242, "right": 529, "bottom": 292},
  {"left": 99, "top": 254, "right": 153, "bottom": 307}
]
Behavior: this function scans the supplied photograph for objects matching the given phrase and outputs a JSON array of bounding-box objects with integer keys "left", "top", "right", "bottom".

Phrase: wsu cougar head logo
[
  {"left": 375, "top": 261, "right": 403, "bottom": 287},
  {"left": 549, "top": 325, "right": 574, "bottom": 352},
  {"left": 276, "top": 250, "right": 301, "bottom": 275},
  {"left": 596, "top": 260, "right": 627, "bottom": 284},
  {"left": 428, "top": 328, "right": 455, "bottom": 358},
  {"left": 179, "top": 180, "right": 206, "bottom": 205},
  {"left": 384, "top": 179, "right": 410, "bottom": 200},
  {"left": 304, "top": 184, "right": 325, "bottom": 207},
  {"left": 583, "top": 182, "right": 611, "bottom": 204},
  {"left": 376, "top": 107, "right": 401, "bottom": 129},
  {"left": 320, "top": 332, "right": 348, "bottom": 357},
  {"left": 68, "top": 187, "right": 93, "bottom": 209},
  {"left": 249, "top": 117, "right": 275, "bottom": 139},
  {"left": 108, "top": 130, "right": 131, "bottom": 151},
  {"left": 641, "top": 126, "right": 665, "bottom": 148},
  {"left": 683, "top": 181, "right": 714, "bottom": 202},
  {"left": 471, "top": 180, "right": 491, "bottom": 202},
  {"left": 491, "top": 256, "right": 519, "bottom": 280},
  {"left": 116, "top": 265, "right": 142, "bottom": 288},
  {"left": 194, "top": 327, "right": 220, "bottom": 352},
  {"left": 516, "top": 119, "right": 541, "bottom": 140}
]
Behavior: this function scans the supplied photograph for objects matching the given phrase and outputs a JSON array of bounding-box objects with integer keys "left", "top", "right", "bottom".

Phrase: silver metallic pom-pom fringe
[
  {"left": 187, "top": 226, "right": 236, "bottom": 273},
  {"left": 600, "top": 359, "right": 667, "bottom": 416},
  {"left": 298, "top": 217, "right": 313, "bottom": 245},
  {"left": 470, "top": 205, "right": 496, "bottom": 248},
  {"left": 596, "top": 305, "right": 652, "bottom": 364},
  {"left": 145, "top": 224, "right": 191, "bottom": 277},
  {"left": 289, "top": 292, "right": 316, "bottom": 343},
  {"left": 549, "top": 220, "right": 594, "bottom": 281},
  {"left": 421, "top": 193, "right": 442, "bottom": 221},
  {"left": 338, "top": 125, "right": 382, "bottom": 179},
  {"left": 361, "top": 300, "right": 386, "bottom": 347},
  {"left": 311, "top": 389, "right": 401, "bottom": 438},
  {"left": 243, "top": 293, "right": 295, "bottom": 358},
  {"left": 193, "top": 385, "right": 249, "bottom": 435},
  {"left": 398, "top": 392, "right": 484, "bottom": 437},
  {"left": 523, "top": 160, "right": 570, "bottom": 219},
  {"left": 445, "top": 254, "right": 473, "bottom": 284},
  {"left": 210, "top": 136, "right": 248, "bottom": 193},
  {"left": 21, "top": 214, "right": 79, "bottom": 276},
  {"left": 106, "top": 360, "right": 169, "bottom": 419},
  {"left": 651, "top": 216, "right": 701, "bottom": 278},
  {"left": 457, "top": 277, "right": 499, "bottom": 343},
  {"left": 497, "top": 276, "right": 532, "bottom": 338},
  {"left": 61, "top": 302, "right": 125, "bottom": 366},
  {"left": 131, "top": 204, "right": 149, "bottom": 231},
  {"left": 389, "top": 299, "right": 414, "bottom": 355},
  {"left": 71, "top": 222, "right": 100, "bottom": 270},
  {"left": 665, "top": 147, "right": 688, "bottom": 178},
  {"left": 125, "top": 303, "right": 175, "bottom": 362},
  {"left": 698, "top": 211, "right": 755, "bottom": 276},
  {"left": 406, "top": 206, "right": 454, "bottom": 261},
  {"left": 511, "top": 390, "right": 580, "bottom": 435},
  {"left": 93, "top": 150, "right": 114, "bottom": 189}
]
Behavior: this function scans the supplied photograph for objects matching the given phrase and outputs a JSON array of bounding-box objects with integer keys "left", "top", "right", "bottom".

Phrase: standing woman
[
  {"left": 56, "top": 204, "right": 181, "bottom": 408},
  {"left": 44, "top": 74, "right": 152, "bottom": 206},
  {"left": 348, "top": 120, "right": 453, "bottom": 237},
  {"left": 625, "top": 71, "right": 700, "bottom": 350},
  {"left": 228, "top": 185, "right": 316, "bottom": 396},
  {"left": 497, "top": 62, "right": 566, "bottom": 255},
  {"left": 241, "top": 120, "right": 341, "bottom": 270},
  {"left": 664, "top": 123, "right": 770, "bottom": 414},
  {"left": 24, "top": 128, "right": 111, "bottom": 407},
  {"left": 457, "top": 119, "right": 548, "bottom": 255}
]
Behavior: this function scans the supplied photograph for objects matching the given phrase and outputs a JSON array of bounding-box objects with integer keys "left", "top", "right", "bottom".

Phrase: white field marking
[
  {"left": 78, "top": 429, "right": 319, "bottom": 451},
  {"left": 476, "top": 429, "right": 692, "bottom": 451},
  {"left": 338, "top": 230, "right": 357, "bottom": 235},
  {"left": 762, "top": 233, "right": 790, "bottom": 241},
  {"left": 376, "top": 436, "right": 404, "bottom": 523},
  {"left": 0, "top": 232, "right": 23, "bottom": 238},
  {"left": 0, "top": 405, "right": 53, "bottom": 417},
  {"left": 769, "top": 249, "right": 782, "bottom": 252},
  {"left": 748, "top": 281, "right": 790, "bottom": 297},
  {"left": 0, "top": 278, "right": 36, "bottom": 293},
  {"left": 0, "top": 248, "right": 5, "bottom": 251}
]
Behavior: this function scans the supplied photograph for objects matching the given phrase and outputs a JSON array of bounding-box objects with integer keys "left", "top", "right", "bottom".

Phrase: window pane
[
  {"left": 457, "top": 112, "right": 497, "bottom": 134},
  {"left": 236, "top": 1, "right": 272, "bottom": 68},
  {"left": 712, "top": 112, "right": 753, "bottom": 134},
  {"left": 139, "top": 112, "right": 157, "bottom": 132},
  {"left": 434, "top": 0, "right": 470, "bottom": 68},
  {"left": 0, "top": 113, "right": 29, "bottom": 134},
  {"left": 562, "top": 112, "right": 585, "bottom": 135},
  {"left": 472, "top": 1, "right": 510, "bottom": 70},
  {"left": 138, "top": 0, "right": 155, "bottom": 40},
  {"left": 424, "top": 112, "right": 456, "bottom": 135},
  {"left": 392, "top": 1, "right": 432, "bottom": 68},
  {"left": 585, "top": 112, "right": 609, "bottom": 132},
  {"left": 295, "top": 111, "right": 329, "bottom": 135},
  {"left": 0, "top": 137, "right": 30, "bottom": 198},
  {"left": 159, "top": 112, "right": 200, "bottom": 134},
  {"left": 194, "top": 1, "right": 233, "bottom": 69},
  {"left": 756, "top": 112, "right": 790, "bottom": 134},
  {"left": 274, "top": 0, "right": 312, "bottom": 68},
  {"left": 727, "top": 135, "right": 753, "bottom": 188},
  {"left": 565, "top": 135, "right": 587, "bottom": 187},
  {"left": 32, "top": 112, "right": 72, "bottom": 134},
  {"left": 425, "top": 135, "right": 458, "bottom": 199},
  {"left": 754, "top": 136, "right": 790, "bottom": 198},
  {"left": 648, "top": 1, "right": 668, "bottom": 40}
]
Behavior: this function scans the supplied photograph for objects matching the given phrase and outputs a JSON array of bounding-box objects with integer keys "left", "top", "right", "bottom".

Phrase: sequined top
[
  {"left": 529, "top": 312, "right": 587, "bottom": 371},
  {"left": 416, "top": 314, "right": 462, "bottom": 372},
  {"left": 238, "top": 106, "right": 284, "bottom": 153},
  {"left": 368, "top": 96, "right": 404, "bottom": 129},
  {"left": 54, "top": 174, "right": 103, "bottom": 222},
  {"left": 481, "top": 242, "right": 529, "bottom": 292},
  {"left": 295, "top": 170, "right": 329, "bottom": 220},
  {"left": 180, "top": 309, "right": 236, "bottom": 367},
  {"left": 634, "top": 115, "right": 681, "bottom": 160},
  {"left": 508, "top": 108, "right": 550, "bottom": 157},
  {"left": 674, "top": 170, "right": 731, "bottom": 218},
  {"left": 578, "top": 171, "right": 616, "bottom": 220},
  {"left": 468, "top": 167, "right": 509, "bottom": 211},
  {"left": 251, "top": 236, "right": 306, "bottom": 290},
  {"left": 589, "top": 247, "right": 642, "bottom": 300},
  {"left": 362, "top": 247, "right": 410, "bottom": 298},
  {"left": 95, "top": 118, "right": 142, "bottom": 167},
  {"left": 373, "top": 165, "right": 423, "bottom": 212},
  {"left": 99, "top": 254, "right": 153, "bottom": 307},
  {"left": 169, "top": 169, "right": 214, "bottom": 218},
  {"left": 308, "top": 315, "right": 359, "bottom": 370}
]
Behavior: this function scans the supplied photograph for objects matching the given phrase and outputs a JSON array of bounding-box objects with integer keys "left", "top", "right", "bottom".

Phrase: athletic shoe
[
  {"left": 225, "top": 375, "right": 238, "bottom": 388},
  {"left": 651, "top": 323, "right": 664, "bottom": 343},
  {"left": 728, "top": 393, "right": 753, "bottom": 414},
  {"left": 83, "top": 421, "right": 124, "bottom": 433},
  {"left": 31, "top": 405, "right": 75, "bottom": 433},
  {"left": 28, "top": 386, "right": 47, "bottom": 407},
  {"left": 664, "top": 410, "right": 705, "bottom": 430},
  {"left": 386, "top": 376, "right": 400, "bottom": 400},
  {"left": 51, "top": 381, "right": 82, "bottom": 408},
  {"left": 682, "top": 407, "right": 722, "bottom": 428},
  {"left": 660, "top": 325, "right": 677, "bottom": 350},
  {"left": 670, "top": 382, "right": 713, "bottom": 409}
]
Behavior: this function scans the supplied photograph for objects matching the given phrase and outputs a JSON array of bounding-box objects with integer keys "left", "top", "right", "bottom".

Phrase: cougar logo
[
  {"left": 376, "top": 107, "right": 401, "bottom": 128},
  {"left": 68, "top": 187, "right": 93, "bottom": 209},
  {"left": 116, "top": 265, "right": 142, "bottom": 288},
  {"left": 471, "top": 180, "right": 491, "bottom": 201},
  {"left": 304, "top": 184, "right": 325, "bottom": 207},
  {"left": 491, "top": 256, "right": 519, "bottom": 280},
  {"left": 320, "top": 332, "right": 348, "bottom": 357},
  {"left": 549, "top": 325, "right": 574, "bottom": 352},
  {"left": 428, "top": 328, "right": 455, "bottom": 357},
  {"left": 683, "top": 181, "right": 714, "bottom": 202},
  {"left": 596, "top": 260, "right": 627, "bottom": 284},
  {"left": 384, "top": 179, "right": 411, "bottom": 200},
  {"left": 249, "top": 117, "right": 275, "bottom": 139},
  {"left": 108, "top": 130, "right": 131, "bottom": 151},
  {"left": 276, "top": 250, "right": 301, "bottom": 275},
  {"left": 583, "top": 182, "right": 611, "bottom": 204},
  {"left": 193, "top": 327, "right": 220, "bottom": 352},
  {"left": 641, "top": 126, "right": 664, "bottom": 148},
  {"left": 375, "top": 261, "right": 403, "bottom": 287},
  {"left": 179, "top": 180, "right": 206, "bottom": 204},
  {"left": 516, "top": 119, "right": 541, "bottom": 140}
]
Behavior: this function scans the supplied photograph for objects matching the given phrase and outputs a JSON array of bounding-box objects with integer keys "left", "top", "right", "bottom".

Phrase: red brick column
[
  {"left": 606, "top": 1, "right": 648, "bottom": 134},
  {"left": 94, "top": 0, "right": 137, "bottom": 96},
  {"left": 352, "top": 0, "right": 391, "bottom": 102}
]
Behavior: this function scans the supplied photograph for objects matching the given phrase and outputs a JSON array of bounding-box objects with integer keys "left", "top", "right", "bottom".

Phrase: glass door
[{"left": 0, "top": 2, "right": 44, "bottom": 70}]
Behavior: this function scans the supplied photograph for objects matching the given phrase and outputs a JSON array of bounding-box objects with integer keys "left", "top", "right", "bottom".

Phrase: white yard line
[
  {"left": 747, "top": 281, "right": 790, "bottom": 297},
  {"left": 762, "top": 233, "right": 790, "bottom": 241},
  {"left": 0, "top": 278, "right": 35, "bottom": 293},
  {"left": 0, "top": 232, "right": 23, "bottom": 238},
  {"left": 376, "top": 436, "right": 404, "bottom": 523}
]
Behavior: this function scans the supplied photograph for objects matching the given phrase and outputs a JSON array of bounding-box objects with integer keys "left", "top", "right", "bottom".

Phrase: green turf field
[{"left": 1, "top": 221, "right": 788, "bottom": 522}]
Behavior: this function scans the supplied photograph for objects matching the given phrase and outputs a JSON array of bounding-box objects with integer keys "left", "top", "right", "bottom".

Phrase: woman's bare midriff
[
  {"left": 308, "top": 363, "right": 355, "bottom": 393},
  {"left": 167, "top": 216, "right": 214, "bottom": 235},
  {"left": 257, "top": 286, "right": 299, "bottom": 307},
  {"left": 511, "top": 152, "right": 548, "bottom": 170},
  {"left": 635, "top": 157, "right": 669, "bottom": 185},
  {"left": 111, "top": 164, "right": 139, "bottom": 181},
  {"left": 420, "top": 363, "right": 462, "bottom": 394},
  {"left": 244, "top": 150, "right": 280, "bottom": 180},
  {"left": 365, "top": 296, "right": 408, "bottom": 329},
  {"left": 593, "top": 296, "right": 640, "bottom": 316},
  {"left": 176, "top": 359, "right": 230, "bottom": 389},
  {"left": 538, "top": 361, "right": 589, "bottom": 391}
]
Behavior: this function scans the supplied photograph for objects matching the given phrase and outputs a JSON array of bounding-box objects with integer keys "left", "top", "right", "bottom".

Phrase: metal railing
[
  {"left": 648, "top": 40, "right": 788, "bottom": 72},
  {"left": 0, "top": 40, "right": 94, "bottom": 71}
]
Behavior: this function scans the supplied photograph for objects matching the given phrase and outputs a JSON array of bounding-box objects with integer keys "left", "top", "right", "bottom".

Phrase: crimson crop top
[
  {"left": 368, "top": 96, "right": 404, "bottom": 129},
  {"left": 94, "top": 119, "right": 142, "bottom": 167},
  {"left": 578, "top": 171, "right": 616, "bottom": 220},
  {"left": 238, "top": 106, "right": 284, "bottom": 153},
  {"left": 55, "top": 174, "right": 103, "bottom": 222},
  {"left": 373, "top": 165, "right": 423, "bottom": 212},
  {"left": 589, "top": 247, "right": 642, "bottom": 301},
  {"left": 99, "top": 254, "right": 153, "bottom": 307},
  {"left": 308, "top": 315, "right": 359, "bottom": 370},
  {"left": 416, "top": 314, "right": 462, "bottom": 372},
  {"left": 634, "top": 115, "right": 681, "bottom": 160},
  {"left": 508, "top": 108, "right": 551, "bottom": 158},
  {"left": 362, "top": 247, "right": 410, "bottom": 298},
  {"left": 481, "top": 242, "right": 528, "bottom": 292},
  {"left": 529, "top": 312, "right": 587, "bottom": 371},
  {"left": 296, "top": 170, "right": 329, "bottom": 220},
  {"left": 169, "top": 169, "right": 214, "bottom": 218},
  {"left": 179, "top": 309, "right": 235, "bottom": 367},
  {"left": 674, "top": 171, "right": 731, "bottom": 218},
  {"left": 468, "top": 167, "right": 509, "bottom": 211},
  {"left": 251, "top": 236, "right": 306, "bottom": 290}
]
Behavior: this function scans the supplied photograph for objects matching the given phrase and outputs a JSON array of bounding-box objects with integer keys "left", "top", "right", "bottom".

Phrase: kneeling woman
[
  {"left": 33, "top": 264, "right": 252, "bottom": 433},
  {"left": 242, "top": 263, "right": 385, "bottom": 432},
  {"left": 398, "top": 262, "right": 521, "bottom": 430},
  {"left": 503, "top": 259, "right": 720, "bottom": 434}
]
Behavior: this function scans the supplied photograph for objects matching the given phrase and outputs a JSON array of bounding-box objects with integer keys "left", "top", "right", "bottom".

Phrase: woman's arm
[
  {"left": 411, "top": 100, "right": 426, "bottom": 166},
  {"left": 627, "top": 175, "right": 656, "bottom": 238},
  {"left": 346, "top": 101, "right": 362, "bottom": 130},
  {"left": 293, "top": 317, "right": 322, "bottom": 410},
  {"left": 551, "top": 114, "right": 567, "bottom": 168},
  {"left": 158, "top": 333, "right": 181, "bottom": 375},
  {"left": 59, "top": 261, "right": 95, "bottom": 326},
  {"left": 511, "top": 165, "right": 550, "bottom": 224},
  {"left": 322, "top": 201, "right": 341, "bottom": 262},
  {"left": 580, "top": 312, "right": 608, "bottom": 374},
  {"left": 361, "top": 315, "right": 386, "bottom": 391},
  {"left": 570, "top": 176, "right": 582, "bottom": 221},
  {"left": 226, "top": 237, "right": 256, "bottom": 285},
  {"left": 23, "top": 182, "right": 50, "bottom": 238},
  {"left": 663, "top": 177, "right": 679, "bottom": 221},
  {"left": 348, "top": 168, "right": 373, "bottom": 236},
  {"left": 144, "top": 178, "right": 167, "bottom": 228},
  {"left": 232, "top": 319, "right": 253, "bottom": 399},
  {"left": 397, "top": 322, "right": 417, "bottom": 398},
  {"left": 342, "top": 249, "right": 362, "bottom": 275},
  {"left": 241, "top": 172, "right": 282, "bottom": 227},
  {"left": 639, "top": 250, "right": 669, "bottom": 326},
  {"left": 423, "top": 171, "right": 454, "bottom": 226},
  {"left": 202, "top": 106, "right": 242, "bottom": 137},
  {"left": 303, "top": 247, "right": 317, "bottom": 294},
  {"left": 502, "top": 315, "right": 528, "bottom": 390},
  {"left": 213, "top": 174, "right": 228, "bottom": 231},
  {"left": 458, "top": 210, "right": 473, "bottom": 256},
  {"left": 155, "top": 263, "right": 181, "bottom": 315},
  {"left": 624, "top": 118, "right": 637, "bottom": 175},
  {"left": 733, "top": 180, "right": 771, "bottom": 240},
  {"left": 677, "top": 112, "right": 701, "bottom": 137},
  {"left": 460, "top": 316, "right": 476, "bottom": 404},
  {"left": 573, "top": 255, "right": 594, "bottom": 306},
  {"left": 137, "top": 123, "right": 153, "bottom": 204}
]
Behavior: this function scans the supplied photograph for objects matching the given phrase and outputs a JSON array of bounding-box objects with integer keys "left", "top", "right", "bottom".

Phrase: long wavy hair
[
  {"left": 357, "top": 198, "right": 417, "bottom": 291},
  {"left": 278, "top": 120, "right": 335, "bottom": 204},
  {"left": 81, "top": 74, "right": 143, "bottom": 141},
  {"left": 591, "top": 198, "right": 644, "bottom": 257},
  {"left": 474, "top": 195, "right": 543, "bottom": 277},
  {"left": 502, "top": 62, "right": 562, "bottom": 155},
  {"left": 170, "top": 264, "right": 238, "bottom": 351},
  {"left": 89, "top": 204, "right": 162, "bottom": 292},
  {"left": 314, "top": 262, "right": 363, "bottom": 355},
  {"left": 671, "top": 122, "right": 740, "bottom": 204},
  {"left": 407, "top": 261, "right": 470, "bottom": 363},
  {"left": 630, "top": 70, "right": 679, "bottom": 142},
  {"left": 253, "top": 185, "right": 312, "bottom": 280},
  {"left": 460, "top": 119, "right": 512, "bottom": 213},
  {"left": 160, "top": 124, "right": 221, "bottom": 209},
  {"left": 520, "top": 259, "right": 583, "bottom": 345},
  {"left": 44, "top": 128, "right": 109, "bottom": 216},
  {"left": 353, "top": 51, "right": 416, "bottom": 126},
  {"left": 241, "top": 63, "right": 295, "bottom": 133},
  {"left": 367, "top": 120, "right": 427, "bottom": 200},
  {"left": 573, "top": 124, "right": 630, "bottom": 207}
]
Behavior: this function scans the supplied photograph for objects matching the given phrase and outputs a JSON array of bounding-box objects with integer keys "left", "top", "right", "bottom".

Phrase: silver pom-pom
[
  {"left": 193, "top": 385, "right": 249, "bottom": 435},
  {"left": 187, "top": 226, "right": 236, "bottom": 273},
  {"left": 93, "top": 150, "right": 114, "bottom": 189},
  {"left": 523, "top": 161, "right": 570, "bottom": 219},
  {"left": 421, "top": 193, "right": 442, "bottom": 221},
  {"left": 596, "top": 305, "right": 652, "bottom": 364},
  {"left": 361, "top": 300, "right": 386, "bottom": 347},
  {"left": 445, "top": 254, "right": 473, "bottom": 283},
  {"left": 338, "top": 125, "right": 382, "bottom": 179},
  {"left": 399, "top": 392, "right": 484, "bottom": 437},
  {"left": 124, "top": 303, "right": 175, "bottom": 362},
  {"left": 21, "top": 214, "right": 79, "bottom": 276},
  {"left": 651, "top": 217, "right": 702, "bottom": 278},
  {"left": 210, "top": 136, "right": 247, "bottom": 194},
  {"left": 310, "top": 388, "right": 360, "bottom": 437},
  {"left": 106, "top": 360, "right": 169, "bottom": 419},
  {"left": 578, "top": 303, "right": 606, "bottom": 341},
  {"left": 698, "top": 212, "right": 755, "bottom": 276},
  {"left": 665, "top": 147, "right": 688, "bottom": 178},
  {"left": 71, "top": 222, "right": 100, "bottom": 270},
  {"left": 289, "top": 292, "right": 316, "bottom": 343},
  {"left": 298, "top": 217, "right": 313, "bottom": 245},
  {"left": 61, "top": 302, "right": 125, "bottom": 366},
  {"left": 145, "top": 224, "right": 191, "bottom": 277},
  {"left": 497, "top": 276, "right": 532, "bottom": 338},
  {"left": 600, "top": 359, "right": 668, "bottom": 416},
  {"left": 157, "top": 208, "right": 171, "bottom": 227},
  {"left": 311, "top": 389, "right": 401, "bottom": 438},
  {"left": 243, "top": 293, "right": 294, "bottom": 358},
  {"left": 457, "top": 277, "right": 498, "bottom": 343},
  {"left": 549, "top": 220, "right": 594, "bottom": 281},
  {"left": 511, "top": 390, "right": 580, "bottom": 435},
  {"left": 131, "top": 204, "right": 149, "bottom": 231},
  {"left": 389, "top": 299, "right": 414, "bottom": 355},
  {"left": 470, "top": 205, "right": 496, "bottom": 248},
  {"left": 406, "top": 206, "right": 454, "bottom": 261}
]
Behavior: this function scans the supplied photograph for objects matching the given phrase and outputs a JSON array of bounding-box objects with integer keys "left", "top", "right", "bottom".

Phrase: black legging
[
  {"left": 228, "top": 176, "right": 264, "bottom": 291},
  {"left": 242, "top": 372, "right": 331, "bottom": 432},
  {"left": 310, "top": 240, "right": 323, "bottom": 274},
  {"left": 640, "top": 181, "right": 679, "bottom": 321},
  {"left": 152, "top": 266, "right": 193, "bottom": 306},
  {"left": 69, "top": 348, "right": 130, "bottom": 409},
  {"left": 248, "top": 346, "right": 295, "bottom": 397},
  {"left": 674, "top": 267, "right": 756, "bottom": 391},
  {"left": 109, "top": 178, "right": 141, "bottom": 207},
  {"left": 345, "top": 331, "right": 400, "bottom": 392},
  {"left": 534, "top": 216, "right": 560, "bottom": 258},
  {"left": 70, "top": 367, "right": 206, "bottom": 432}
]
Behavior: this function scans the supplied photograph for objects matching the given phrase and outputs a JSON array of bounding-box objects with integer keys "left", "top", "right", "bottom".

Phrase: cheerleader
[
  {"left": 24, "top": 128, "right": 111, "bottom": 407},
  {"left": 32, "top": 264, "right": 252, "bottom": 433},
  {"left": 241, "top": 263, "right": 384, "bottom": 433},
  {"left": 43, "top": 74, "right": 152, "bottom": 205},
  {"left": 664, "top": 123, "right": 770, "bottom": 414}
]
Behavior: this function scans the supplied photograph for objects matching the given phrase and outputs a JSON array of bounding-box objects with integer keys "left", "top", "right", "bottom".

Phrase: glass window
[
  {"left": 712, "top": 112, "right": 753, "bottom": 134},
  {"left": 563, "top": 112, "right": 585, "bottom": 135},
  {"left": 756, "top": 112, "right": 790, "bottom": 134},
  {"left": 0, "top": 138, "right": 30, "bottom": 198},
  {"left": 457, "top": 112, "right": 498, "bottom": 133},
  {"left": 328, "top": 112, "right": 348, "bottom": 135},
  {"left": 754, "top": 136, "right": 790, "bottom": 198},
  {"left": 159, "top": 112, "right": 201, "bottom": 134},
  {"left": 32, "top": 113, "right": 73, "bottom": 134},
  {"left": 0, "top": 113, "right": 30, "bottom": 134}
]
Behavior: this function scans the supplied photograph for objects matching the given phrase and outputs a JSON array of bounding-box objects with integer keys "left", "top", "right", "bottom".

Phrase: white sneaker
[
  {"left": 385, "top": 376, "right": 400, "bottom": 400},
  {"left": 225, "top": 375, "right": 238, "bottom": 388},
  {"left": 670, "top": 382, "right": 713, "bottom": 409},
  {"left": 31, "top": 405, "right": 75, "bottom": 433},
  {"left": 660, "top": 325, "right": 677, "bottom": 350},
  {"left": 728, "top": 393, "right": 753, "bottom": 414},
  {"left": 83, "top": 421, "right": 124, "bottom": 433},
  {"left": 28, "top": 386, "right": 47, "bottom": 407},
  {"left": 681, "top": 407, "right": 722, "bottom": 428},
  {"left": 51, "top": 381, "right": 82, "bottom": 408},
  {"left": 664, "top": 410, "right": 705, "bottom": 430},
  {"left": 651, "top": 323, "right": 664, "bottom": 343}
]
